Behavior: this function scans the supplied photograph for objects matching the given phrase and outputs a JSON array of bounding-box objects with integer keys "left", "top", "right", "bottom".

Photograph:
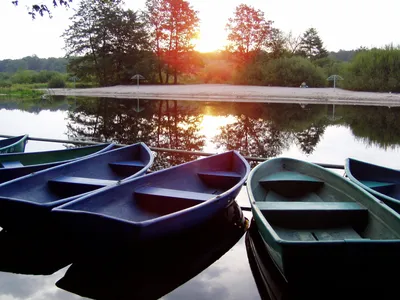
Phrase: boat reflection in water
[
  {"left": 56, "top": 201, "right": 248, "bottom": 299},
  {"left": 0, "top": 230, "right": 71, "bottom": 275}
]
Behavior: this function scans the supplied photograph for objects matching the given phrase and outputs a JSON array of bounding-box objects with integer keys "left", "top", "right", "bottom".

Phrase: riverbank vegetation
[{"left": 7, "top": 0, "right": 400, "bottom": 93}]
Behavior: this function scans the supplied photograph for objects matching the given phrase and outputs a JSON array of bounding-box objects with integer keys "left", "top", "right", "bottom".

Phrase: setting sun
[{"left": 194, "top": 30, "right": 227, "bottom": 53}]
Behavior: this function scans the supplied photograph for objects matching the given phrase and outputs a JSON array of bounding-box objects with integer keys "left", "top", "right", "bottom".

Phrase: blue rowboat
[
  {"left": 0, "top": 143, "right": 115, "bottom": 184},
  {"left": 52, "top": 150, "right": 250, "bottom": 241},
  {"left": 345, "top": 158, "right": 400, "bottom": 213},
  {"left": 0, "top": 135, "right": 28, "bottom": 154},
  {"left": 247, "top": 157, "right": 400, "bottom": 284},
  {"left": 55, "top": 201, "right": 247, "bottom": 299},
  {"left": 0, "top": 142, "right": 153, "bottom": 231}
]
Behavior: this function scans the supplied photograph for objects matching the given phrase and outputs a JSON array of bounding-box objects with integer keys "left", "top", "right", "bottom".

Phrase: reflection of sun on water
[{"left": 200, "top": 114, "right": 236, "bottom": 153}]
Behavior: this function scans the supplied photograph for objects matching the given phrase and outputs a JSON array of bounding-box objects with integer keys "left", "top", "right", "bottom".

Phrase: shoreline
[{"left": 48, "top": 84, "right": 400, "bottom": 106}]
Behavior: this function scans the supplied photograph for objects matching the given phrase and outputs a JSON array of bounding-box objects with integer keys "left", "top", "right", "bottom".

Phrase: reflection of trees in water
[
  {"left": 340, "top": 106, "right": 400, "bottom": 150},
  {"left": 66, "top": 98, "right": 205, "bottom": 170},
  {"left": 212, "top": 114, "right": 292, "bottom": 165},
  {"left": 213, "top": 104, "right": 328, "bottom": 164},
  {"left": 151, "top": 100, "right": 205, "bottom": 170}
]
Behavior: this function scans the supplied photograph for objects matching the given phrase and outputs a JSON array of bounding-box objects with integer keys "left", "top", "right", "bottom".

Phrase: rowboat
[
  {"left": 345, "top": 158, "right": 400, "bottom": 213},
  {"left": 0, "top": 142, "right": 153, "bottom": 231},
  {"left": 56, "top": 201, "right": 247, "bottom": 299},
  {"left": 0, "top": 143, "right": 115, "bottom": 184},
  {"left": 247, "top": 157, "right": 400, "bottom": 284},
  {"left": 0, "top": 135, "right": 28, "bottom": 154},
  {"left": 52, "top": 150, "right": 250, "bottom": 241}
]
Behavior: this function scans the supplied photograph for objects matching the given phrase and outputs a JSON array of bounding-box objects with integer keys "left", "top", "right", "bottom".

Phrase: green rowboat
[
  {"left": 0, "top": 135, "right": 28, "bottom": 154},
  {"left": 247, "top": 157, "right": 400, "bottom": 283},
  {"left": 0, "top": 143, "right": 115, "bottom": 184}
]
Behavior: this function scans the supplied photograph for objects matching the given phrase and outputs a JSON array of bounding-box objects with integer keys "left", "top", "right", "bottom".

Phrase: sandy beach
[{"left": 49, "top": 84, "right": 400, "bottom": 106}]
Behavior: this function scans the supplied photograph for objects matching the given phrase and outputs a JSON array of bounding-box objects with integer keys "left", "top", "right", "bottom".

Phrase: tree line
[{"left": 9, "top": 0, "right": 400, "bottom": 92}]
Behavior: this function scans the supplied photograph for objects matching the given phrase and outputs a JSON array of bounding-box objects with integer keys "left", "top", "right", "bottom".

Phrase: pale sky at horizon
[{"left": 0, "top": 0, "right": 398, "bottom": 59}]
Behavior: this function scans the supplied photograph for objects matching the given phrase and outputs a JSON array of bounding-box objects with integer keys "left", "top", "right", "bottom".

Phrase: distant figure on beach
[{"left": 300, "top": 82, "right": 308, "bottom": 88}]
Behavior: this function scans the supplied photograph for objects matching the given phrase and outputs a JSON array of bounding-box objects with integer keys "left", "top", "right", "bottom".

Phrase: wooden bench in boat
[
  {"left": 134, "top": 186, "right": 216, "bottom": 215},
  {"left": 257, "top": 201, "right": 368, "bottom": 229},
  {"left": 48, "top": 176, "right": 118, "bottom": 196},
  {"left": 109, "top": 160, "right": 145, "bottom": 175},
  {"left": 1, "top": 161, "right": 24, "bottom": 168},
  {"left": 259, "top": 171, "right": 324, "bottom": 197},
  {"left": 198, "top": 170, "right": 241, "bottom": 188}
]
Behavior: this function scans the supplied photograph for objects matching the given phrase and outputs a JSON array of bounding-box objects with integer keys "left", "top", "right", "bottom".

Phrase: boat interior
[
  {"left": 58, "top": 152, "right": 246, "bottom": 221},
  {"left": 348, "top": 159, "right": 400, "bottom": 199},
  {"left": 0, "top": 144, "right": 111, "bottom": 168},
  {"left": 254, "top": 170, "right": 400, "bottom": 242},
  {"left": 0, "top": 145, "right": 149, "bottom": 204}
]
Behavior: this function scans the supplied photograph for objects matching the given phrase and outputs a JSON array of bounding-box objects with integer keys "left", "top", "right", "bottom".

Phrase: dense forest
[{"left": 5, "top": 0, "right": 400, "bottom": 92}]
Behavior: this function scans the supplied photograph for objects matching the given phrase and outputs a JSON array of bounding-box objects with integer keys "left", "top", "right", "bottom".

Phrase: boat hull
[
  {"left": 52, "top": 151, "right": 250, "bottom": 242},
  {"left": 345, "top": 157, "right": 400, "bottom": 213},
  {"left": 0, "top": 143, "right": 115, "bottom": 184},
  {"left": 0, "top": 142, "right": 153, "bottom": 232},
  {"left": 247, "top": 157, "right": 400, "bottom": 283},
  {"left": 0, "top": 135, "right": 28, "bottom": 154}
]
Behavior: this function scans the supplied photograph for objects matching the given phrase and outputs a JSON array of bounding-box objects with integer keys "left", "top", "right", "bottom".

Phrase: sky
[{"left": 0, "top": 0, "right": 399, "bottom": 59}]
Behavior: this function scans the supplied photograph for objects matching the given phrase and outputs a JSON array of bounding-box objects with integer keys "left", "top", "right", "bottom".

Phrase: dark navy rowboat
[
  {"left": 0, "top": 135, "right": 28, "bottom": 154},
  {"left": 345, "top": 158, "right": 400, "bottom": 213},
  {"left": 0, "top": 142, "right": 153, "bottom": 231},
  {"left": 0, "top": 143, "right": 115, "bottom": 184},
  {"left": 52, "top": 150, "right": 250, "bottom": 241}
]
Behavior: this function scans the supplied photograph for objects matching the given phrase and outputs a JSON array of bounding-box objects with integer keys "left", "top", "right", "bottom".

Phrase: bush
[
  {"left": 263, "top": 56, "right": 326, "bottom": 87},
  {"left": 48, "top": 75, "right": 66, "bottom": 88}
]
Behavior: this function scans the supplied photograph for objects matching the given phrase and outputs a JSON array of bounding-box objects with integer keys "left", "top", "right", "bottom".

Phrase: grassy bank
[{"left": 0, "top": 84, "right": 47, "bottom": 98}]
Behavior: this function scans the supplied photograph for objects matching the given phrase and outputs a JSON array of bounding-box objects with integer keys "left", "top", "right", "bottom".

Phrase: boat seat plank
[
  {"left": 135, "top": 187, "right": 215, "bottom": 202},
  {"left": 1, "top": 161, "right": 24, "bottom": 168},
  {"left": 259, "top": 202, "right": 368, "bottom": 229},
  {"left": 360, "top": 180, "right": 396, "bottom": 189},
  {"left": 48, "top": 176, "right": 118, "bottom": 188},
  {"left": 198, "top": 171, "right": 241, "bottom": 189},
  {"left": 134, "top": 187, "right": 216, "bottom": 216},
  {"left": 108, "top": 160, "right": 145, "bottom": 176},
  {"left": 259, "top": 171, "right": 324, "bottom": 197},
  {"left": 109, "top": 160, "right": 145, "bottom": 168},
  {"left": 256, "top": 201, "right": 366, "bottom": 211}
]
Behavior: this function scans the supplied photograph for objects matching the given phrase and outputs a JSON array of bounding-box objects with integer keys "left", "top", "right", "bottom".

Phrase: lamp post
[{"left": 131, "top": 74, "right": 145, "bottom": 113}]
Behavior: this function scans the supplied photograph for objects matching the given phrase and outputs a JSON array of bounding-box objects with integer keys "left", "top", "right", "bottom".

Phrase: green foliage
[
  {"left": 342, "top": 47, "right": 400, "bottom": 92},
  {"left": 0, "top": 84, "right": 45, "bottom": 98},
  {"left": 0, "top": 55, "right": 67, "bottom": 73},
  {"left": 64, "top": 0, "right": 152, "bottom": 86},
  {"left": 263, "top": 56, "right": 326, "bottom": 87},
  {"left": 48, "top": 74, "right": 66, "bottom": 88},
  {"left": 298, "top": 28, "right": 328, "bottom": 60}
]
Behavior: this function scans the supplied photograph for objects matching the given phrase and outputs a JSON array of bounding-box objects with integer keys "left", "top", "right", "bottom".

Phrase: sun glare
[
  {"left": 193, "top": 27, "right": 227, "bottom": 53},
  {"left": 200, "top": 114, "right": 236, "bottom": 153}
]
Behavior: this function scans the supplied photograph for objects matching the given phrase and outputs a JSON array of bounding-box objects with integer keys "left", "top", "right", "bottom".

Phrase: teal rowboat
[
  {"left": 0, "top": 135, "right": 28, "bottom": 154},
  {"left": 345, "top": 158, "right": 400, "bottom": 213},
  {"left": 0, "top": 143, "right": 115, "bottom": 184},
  {"left": 247, "top": 157, "right": 400, "bottom": 283}
]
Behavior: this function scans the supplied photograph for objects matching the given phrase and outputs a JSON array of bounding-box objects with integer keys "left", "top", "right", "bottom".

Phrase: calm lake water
[{"left": 1, "top": 96, "right": 400, "bottom": 299}]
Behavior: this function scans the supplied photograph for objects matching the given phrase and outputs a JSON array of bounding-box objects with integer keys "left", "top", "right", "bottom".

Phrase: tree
[
  {"left": 225, "top": 4, "right": 273, "bottom": 63},
  {"left": 285, "top": 31, "right": 302, "bottom": 54},
  {"left": 145, "top": 0, "right": 200, "bottom": 84},
  {"left": 12, "top": 0, "right": 72, "bottom": 18},
  {"left": 63, "top": 0, "right": 150, "bottom": 85},
  {"left": 268, "top": 28, "right": 287, "bottom": 59},
  {"left": 299, "top": 28, "right": 328, "bottom": 60}
]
